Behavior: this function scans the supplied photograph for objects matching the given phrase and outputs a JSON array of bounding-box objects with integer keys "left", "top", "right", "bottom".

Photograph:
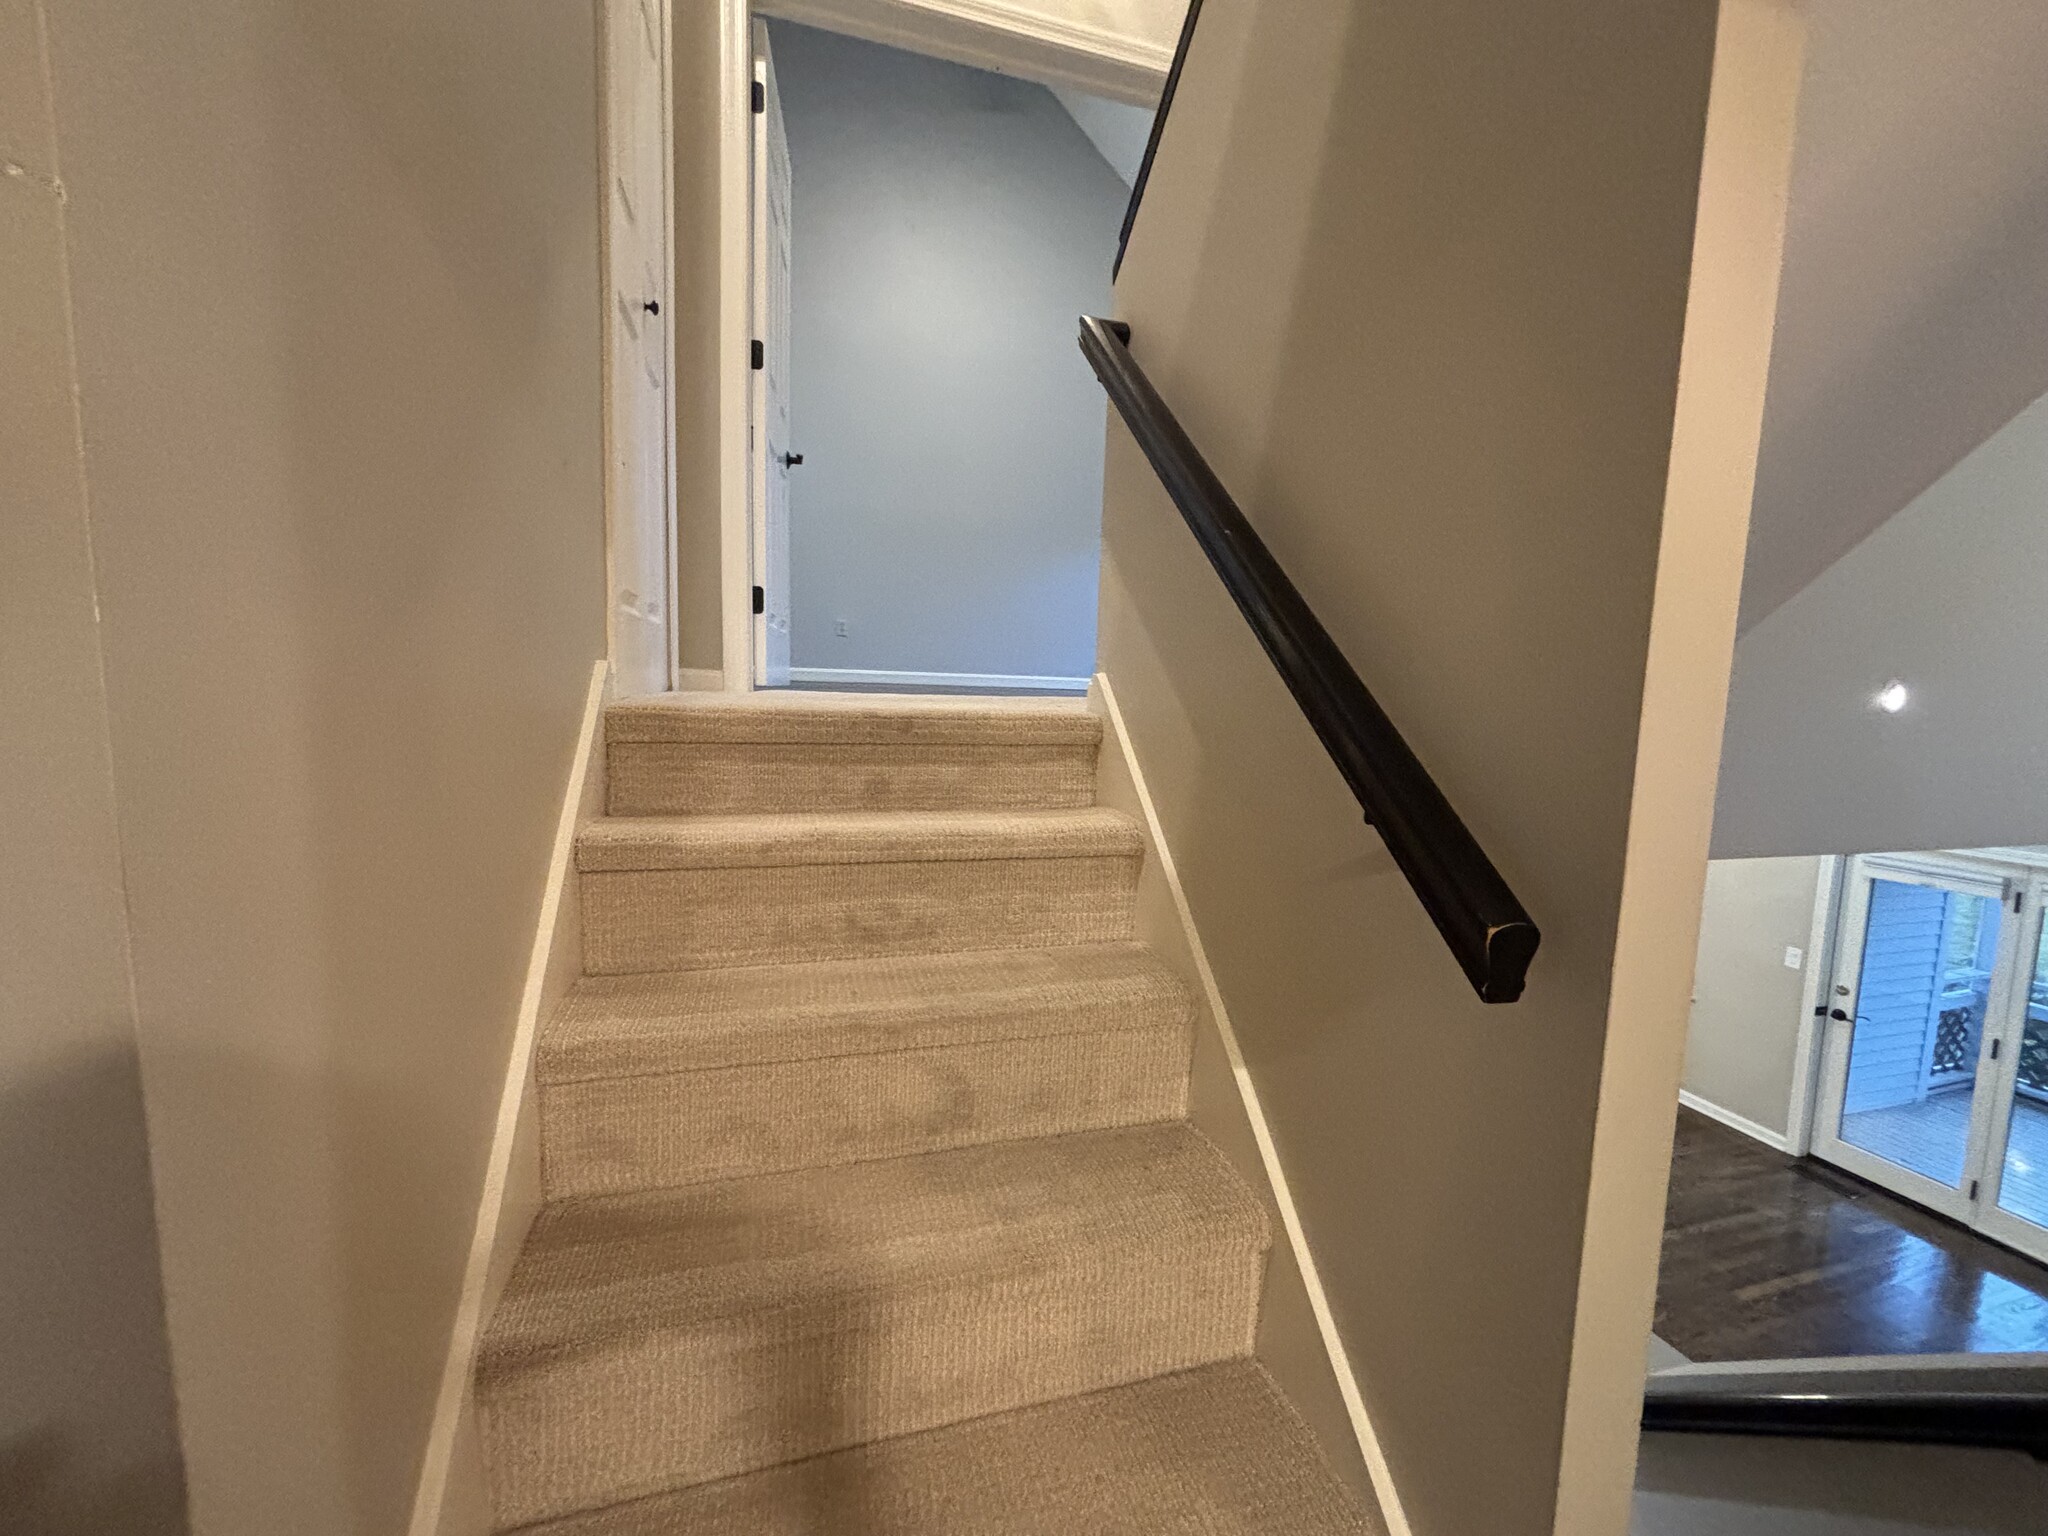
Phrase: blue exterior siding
[{"left": 1845, "top": 880, "right": 1949, "bottom": 1114}]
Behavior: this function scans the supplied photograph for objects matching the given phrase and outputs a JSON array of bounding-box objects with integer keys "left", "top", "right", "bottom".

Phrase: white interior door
[
  {"left": 604, "top": 0, "right": 675, "bottom": 697},
  {"left": 751, "top": 22, "right": 793, "bottom": 687},
  {"left": 1812, "top": 854, "right": 2048, "bottom": 1261}
]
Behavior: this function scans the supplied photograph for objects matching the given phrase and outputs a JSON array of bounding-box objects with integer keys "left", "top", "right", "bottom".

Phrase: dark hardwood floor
[{"left": 1657, "top": 1108, "right": 2048, "bottom": 1360}]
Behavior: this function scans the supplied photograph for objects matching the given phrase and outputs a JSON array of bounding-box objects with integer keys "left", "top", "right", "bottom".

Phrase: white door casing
[
  {"left": 751, "top": 22, "right": 794, "bottom": 687},
  {"left": 603, "top": 0, "right": 677, "bottom": 697}
]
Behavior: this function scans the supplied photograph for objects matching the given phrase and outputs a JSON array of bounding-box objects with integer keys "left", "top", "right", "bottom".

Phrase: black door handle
[
  {"left": 780, "top": 451, "right": 804, "bottom": 467},
  {"left": 641, "top": 299, "right": 660, "bottom": 315}
]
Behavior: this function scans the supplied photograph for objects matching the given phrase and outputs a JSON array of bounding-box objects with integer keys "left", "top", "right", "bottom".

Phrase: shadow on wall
[
  {"left": 0, "top": 1050, "right": 187, "bottom": 1536},
  {"left": 37, "top": 0, "right": 609, "bottom": 1527}
]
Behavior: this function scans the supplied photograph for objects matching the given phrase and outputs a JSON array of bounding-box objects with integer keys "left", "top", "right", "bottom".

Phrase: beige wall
[
  {"left": 39, "top": 1, "right": 609, "bottom": 1531},
  {"left": 673, "top": 0, "right": 727, "bottom": 674},
  {"left": 1682, "top": 858, "right": 1826, "bottom": 1138},
  {"left": 1101, "top": 0, "right": 1791, "bottom": 1532},
  {"left": 0, "top": 1, "right": 187, "bottom": 1527}
]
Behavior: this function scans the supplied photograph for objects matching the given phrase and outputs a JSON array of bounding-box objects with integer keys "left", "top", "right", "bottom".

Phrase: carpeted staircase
[{"left": 474, "top": 691, "right": 1376, "bottom": 1533}]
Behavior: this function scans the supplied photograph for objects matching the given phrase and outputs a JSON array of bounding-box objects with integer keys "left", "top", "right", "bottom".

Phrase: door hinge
[
  {"left": 752, "top": 80, "right": 765, "bottom": 113},
  {"left": 1970, "top": 1179, "right": 1981, "bottom": 1201},
  {"left": 752, "top": 584, "right": 765, "bottom": 615},
  {"left": 2015, "top": 890, "right": 2026, "bottom": 912},
  {"left": 751, "top": 339, "right": 764, "bottom": 370},
  {"left": 1992, "top": 1038, "right": 2003, "bottom": 1061}
]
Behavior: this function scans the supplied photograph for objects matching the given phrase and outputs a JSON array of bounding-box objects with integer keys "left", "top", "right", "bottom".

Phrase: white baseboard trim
[
  {"left": 789, "top": 665, "right": 1090, "bottom": 693},
  {"left": 1678, "top": 1089, "right": 1793, "bottom": 1153},
  {"left": 407, "top": 659, "right": 611, "bottom": 1536},
  {"left": 673, "top": 667, "right": 725, "bottom": 693},
  {"left": 1087, "top": 673, "right": 1412, "bottom": 1536}
]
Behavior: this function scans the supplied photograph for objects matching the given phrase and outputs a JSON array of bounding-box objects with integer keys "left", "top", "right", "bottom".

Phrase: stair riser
[
  {"left": 478, "top": 1246, "right": 1267, "bottom": 1527},
  {"left": 580, "top": 855, "right": 1140, "bottom": 974},
  {"left": 539, "top": 1027, "right": 1192, "bottom": 1196},
  {"left": 608, "top": 742, "right": 1098, "bottom": 816}
]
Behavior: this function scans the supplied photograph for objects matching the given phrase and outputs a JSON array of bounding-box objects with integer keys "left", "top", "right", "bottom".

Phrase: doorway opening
[{"left": 740, "top": 20, "right": 1147, "bottom": 694}]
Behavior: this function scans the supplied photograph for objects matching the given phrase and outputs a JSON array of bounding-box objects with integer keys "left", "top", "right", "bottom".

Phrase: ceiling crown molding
[{"left": 756, "top": 0, "right": 1173, "bottom": 105}]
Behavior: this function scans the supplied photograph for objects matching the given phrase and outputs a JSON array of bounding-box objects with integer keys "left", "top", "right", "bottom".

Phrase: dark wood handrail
[
  {"left": 1643, "top": 1371, "right": 2048, "bottom": 1460},
  {"left": 1079, "top": 316, "right": 1539, "bottom": 1003},
  {"left": 1114, "top": 0, "right": 1204, "bottom": 280}
]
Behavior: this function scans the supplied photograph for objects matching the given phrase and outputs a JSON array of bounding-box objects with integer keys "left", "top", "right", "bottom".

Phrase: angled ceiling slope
[{"left": 1741, "top": 0, "right": 2048, "bottom": 631}]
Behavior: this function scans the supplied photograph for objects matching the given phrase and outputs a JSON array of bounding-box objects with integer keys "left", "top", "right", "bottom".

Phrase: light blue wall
[{"left": 769, "top": 21, "right": 1124, "bottom": 683}]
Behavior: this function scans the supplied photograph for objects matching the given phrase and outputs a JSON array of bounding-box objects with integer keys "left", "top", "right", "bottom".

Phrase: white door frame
[
  {"left": 717, "top": 0, "right": 757, "bottom": 692},
  {"left": 1978, "top": 875, "right": 2048, "bottom": 1262},
  {"left": 601, "top": 0, "right": 681, "bottom": 695},
  {"left": 1808, "top": 851, "right": 2048, "bottom": 1262},
  {"left": 749, "top": 23, "right": 794, "bottom": 686},
  {"left": 1781, "top": 853, "right": 1843, "bottom": 1157}
]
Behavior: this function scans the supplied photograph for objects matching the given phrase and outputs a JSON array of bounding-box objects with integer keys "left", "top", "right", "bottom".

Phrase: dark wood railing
[
  {"left": 1114, "top": 0, "right": 1204, "bottom": 279},
  {"left": 1643, "top": 1366, "right": 2048, "bottom": 1459},
  {"left": 1079, "top": 316, "right": 1539, "bottom": 1004}
]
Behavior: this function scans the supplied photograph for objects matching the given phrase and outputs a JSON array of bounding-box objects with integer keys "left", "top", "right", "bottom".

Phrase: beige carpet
[
  {"left": 513, "top": 1362, "right": 1372, "bottom": 1535},
  {"left": 475, "top": 691, "right": 1379, "bottom": 1533}
]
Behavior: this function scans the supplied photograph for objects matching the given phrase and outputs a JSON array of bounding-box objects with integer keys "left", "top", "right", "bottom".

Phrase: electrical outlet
[{"left": 835, "top": 619, "right": 849, "bottom": 638}]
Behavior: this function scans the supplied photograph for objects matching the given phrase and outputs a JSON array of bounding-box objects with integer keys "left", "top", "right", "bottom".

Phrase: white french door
[{"left": 1813, "top": 853, "right": 2048, "bottom": 1263}]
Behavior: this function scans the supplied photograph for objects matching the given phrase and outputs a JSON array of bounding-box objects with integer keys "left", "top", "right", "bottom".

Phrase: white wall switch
[{"left": 1783, "top": 945, "right": 1804, "bottom": 970}]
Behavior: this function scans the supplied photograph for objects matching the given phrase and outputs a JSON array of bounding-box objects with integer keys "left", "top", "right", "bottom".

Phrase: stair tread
[
  {"left": 608, "top": 691, "right": 1101, "bottom": 746},
  {"left": 478, "top": 1124, "right": 1267, "bottom": 1374},
  {"left": 506, "top": 1361, "right": 1377, "bottom": 1535},
  {"left": 576, "top": 807, "right": 1141, "bottom": 872},
  {"left": 540, "top": 942, "right": 1190, "bottom": 1083}
]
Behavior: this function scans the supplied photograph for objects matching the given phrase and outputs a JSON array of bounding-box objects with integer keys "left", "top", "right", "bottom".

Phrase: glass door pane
[
  {"left": 1996, "top": 919, "right": 2048, "bottom": 1231},
  {"left": 1839, "top": 877, "right": 2003, "bottom": 1189}
]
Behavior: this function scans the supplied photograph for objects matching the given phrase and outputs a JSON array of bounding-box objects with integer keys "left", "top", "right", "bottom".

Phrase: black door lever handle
[{"left": 780, "top": 451, "right": 804, "bottom": 467}]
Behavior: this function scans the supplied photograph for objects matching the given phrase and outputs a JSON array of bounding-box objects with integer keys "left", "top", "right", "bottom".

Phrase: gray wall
[
  {"left": 672, "top": 0, "right": 726, "bottom": 675},
  {"left": 1739, "top": 0, "right": 2048, "bottom": 631},
  {"left": 1681, "top": 857, "right": 1825, "bottom": 1136},
  {"left": 39, "top": 0, "right": 609, "bottom": 1529},
  {"left": 1716, "top": 384, "right": 2048, "bottom": 859},
  {"left": 772, "top": 22, "right": 1125, "bottom": 684},
  {"left": 1050, "top": 87, "right": 1154, "bottom": 184},
  {"left": 1, "top": 2, "right": 187, "bottom": 1527},
  {"left": 1634, "top": 1433, "right": 2048, "bottom": 1534}
]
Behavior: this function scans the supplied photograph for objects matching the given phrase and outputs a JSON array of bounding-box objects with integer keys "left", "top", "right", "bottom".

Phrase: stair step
[
  {"left": 576, "top": 810, "right": 1143, "bottom": 974},
  {"left": 476, "top": 1124, "right": 1270, "bottom": 1529},
  {"left": 509, "top": 1361, "right": 1376, "bottom": 1535},
  {"left": 606, "top": 692, "right": 1102, "bottom": 816},
  {"left": 536, "top": 944, "right": 1196, "bottom": 1195}
]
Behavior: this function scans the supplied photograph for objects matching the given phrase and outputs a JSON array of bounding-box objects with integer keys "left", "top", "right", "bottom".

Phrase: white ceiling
[{"left": 1741, "top": 0, "right": 2048, "bottom": 630}]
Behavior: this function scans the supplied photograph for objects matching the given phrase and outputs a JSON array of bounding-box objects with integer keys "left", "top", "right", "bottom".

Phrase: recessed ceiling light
[{"left": 1875, "top": 680, "right": 1909, "bottom": 714}]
